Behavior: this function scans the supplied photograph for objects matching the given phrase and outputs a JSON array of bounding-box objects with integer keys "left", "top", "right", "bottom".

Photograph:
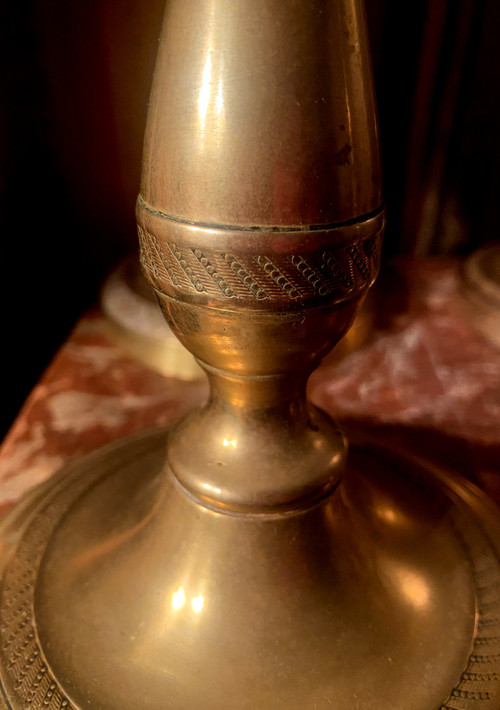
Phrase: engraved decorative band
[{"left": 137, "top": 226, "right": 382, "bottom": 309}]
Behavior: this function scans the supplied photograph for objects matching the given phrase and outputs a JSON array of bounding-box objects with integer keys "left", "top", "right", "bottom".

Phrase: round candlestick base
[{"left": 0, "top": 428, "right": 498, "bottom": 710}]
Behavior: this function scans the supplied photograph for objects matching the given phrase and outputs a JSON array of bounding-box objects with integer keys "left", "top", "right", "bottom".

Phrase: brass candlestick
[{"left": 0, "top": 2, "right": 499, "bottom": 709}]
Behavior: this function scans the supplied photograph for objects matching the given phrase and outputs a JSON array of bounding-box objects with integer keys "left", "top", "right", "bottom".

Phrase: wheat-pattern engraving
[
  {"left": 0, "top": 475, "right": 93, "bottom": 710},
  {"left": 137, "top": 227, "right": 383, "bottom": 307},
  {"left": 439, "top": 514, "right": 500, "bottom": 709},
  {"left": 221, "top": 253, "right": 270, "bottom": 300}
]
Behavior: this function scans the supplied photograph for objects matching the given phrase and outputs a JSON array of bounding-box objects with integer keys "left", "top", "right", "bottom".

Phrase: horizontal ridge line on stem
[
  {"left": 193, "top": 356, "right": 308, "bottom": 382},
  {"left": 169, "top": 468, "right": 343, "bottom": 518},
  {"left": 138, "top": 195, "right": 385, "bottom": 234}
]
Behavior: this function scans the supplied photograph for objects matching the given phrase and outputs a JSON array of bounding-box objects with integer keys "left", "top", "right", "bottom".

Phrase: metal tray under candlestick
[{"left": 0, "top": 2, "right": 499, "bottom": 708}]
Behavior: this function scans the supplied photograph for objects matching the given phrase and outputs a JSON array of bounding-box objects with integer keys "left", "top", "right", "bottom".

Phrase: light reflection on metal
[
  {"left": 192, "top": 595, "right": 205, "bottom": 614},
  {"left": 378, "top": 506, "right": 397, "bottom": 524},
  {"left": 376, "top": 505, "right": 406, "bottom": 526},
  {"left": 171, "top": 588, "right": 205, "bottom": 615},
  {"left": 396, "top": 568, "right": 431, "bottom": 610},
  {"left": 202, "top": 482, "right": 222, "bottom": 495},
  {"left": 171, "top": 587, "right": 186, "bottom": 611},
  {"left": 198, "top": 54, "right": 212, "bottom": 135}
]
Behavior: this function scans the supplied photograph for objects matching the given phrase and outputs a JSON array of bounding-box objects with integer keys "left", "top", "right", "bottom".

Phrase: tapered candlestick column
[{"left": 136, "top": 0, "right": 384, "bottom": 512}]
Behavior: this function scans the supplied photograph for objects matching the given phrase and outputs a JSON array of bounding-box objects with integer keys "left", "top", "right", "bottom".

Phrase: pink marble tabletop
[{"left": 1, "top": 258, "right": 499, "bottom": 511}]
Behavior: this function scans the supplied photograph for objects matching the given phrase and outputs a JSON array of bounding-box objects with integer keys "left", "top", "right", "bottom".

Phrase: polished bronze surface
[
  {"left": 140, "top": 0, "right": 382, "bottom": 227},
  {"left": 0, "top": 1, "right": 499, "bottom": 708},
  {"left": 134, "top": 0, "right": 384, "bottom": 518}
]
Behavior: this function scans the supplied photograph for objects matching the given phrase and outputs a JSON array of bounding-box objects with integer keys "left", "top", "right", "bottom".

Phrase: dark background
[{"left": 1, "top": 0, "right": 499, "bottom": 438}]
